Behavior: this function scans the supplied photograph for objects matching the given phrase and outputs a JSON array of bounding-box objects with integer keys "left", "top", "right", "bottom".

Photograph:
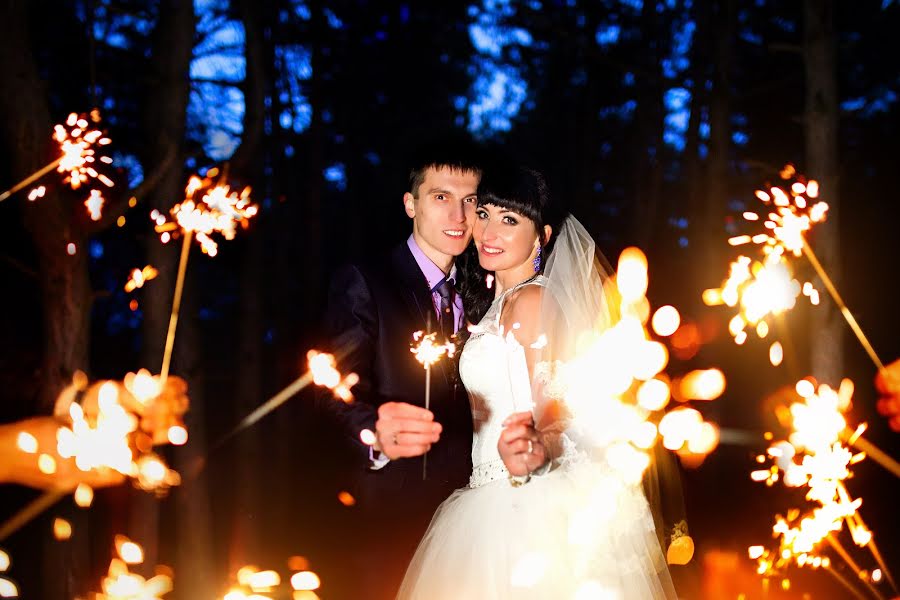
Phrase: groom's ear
[{"left": 403, "top": 192, "right": 417, "bottom": 218}]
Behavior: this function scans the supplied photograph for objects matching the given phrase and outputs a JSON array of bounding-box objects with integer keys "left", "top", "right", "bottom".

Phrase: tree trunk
[
  {"left": 228, "top": 0, "right": 268, "bottom": 568},
  {"left": 630, "top": 0, "right": 665, "bottom": 249},
  {"left": 0, "top": 0, "right": 91, "bottom": 414},
  {"left": 804, "top": 0, "right": 842, "bottom": 384},
  {"left": 703, "top": 0, "right": 736, "bottom": 281},
  {"left": 130, "top": 0, "right": 195, "bottom": 571}
]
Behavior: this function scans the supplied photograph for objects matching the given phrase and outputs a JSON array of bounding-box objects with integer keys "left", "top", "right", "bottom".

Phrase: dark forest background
[{"left": 1, "top": 0, "right": 899, "bottom": 598}]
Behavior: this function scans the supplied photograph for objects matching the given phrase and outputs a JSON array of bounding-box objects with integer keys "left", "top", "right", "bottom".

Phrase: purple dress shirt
[{"left": 406, "top": 235, "right": 464, "bottom": 334}]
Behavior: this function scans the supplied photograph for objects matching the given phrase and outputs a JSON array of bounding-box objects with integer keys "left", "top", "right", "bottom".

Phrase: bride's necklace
[{"left": 495, "top": 273, "right": 540, "bottom": 300}]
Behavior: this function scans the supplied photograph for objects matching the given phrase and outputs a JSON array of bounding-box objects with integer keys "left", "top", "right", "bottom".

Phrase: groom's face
[{"left": 404, "top": 166, "right": 479, "bottom": 266}]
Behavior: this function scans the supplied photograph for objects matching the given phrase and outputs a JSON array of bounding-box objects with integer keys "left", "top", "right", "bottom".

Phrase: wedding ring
[{"left": 527, "top": 440, "right": 534, "bottom": 454}]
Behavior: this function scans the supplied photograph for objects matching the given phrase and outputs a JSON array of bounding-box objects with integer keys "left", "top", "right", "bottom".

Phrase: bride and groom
[{"left": 322, "top": 145, "right": 675, "bottom": 599}]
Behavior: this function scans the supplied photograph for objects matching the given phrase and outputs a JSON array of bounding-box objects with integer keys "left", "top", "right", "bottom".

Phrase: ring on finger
[
  {"left": 527, "top": 440, "right": 534, "bottom": 454},
  {"left": 392, "top": 432, "right": 399, "bottom": 446}
]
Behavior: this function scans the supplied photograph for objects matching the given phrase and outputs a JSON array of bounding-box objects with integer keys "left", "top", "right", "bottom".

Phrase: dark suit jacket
[{"left": 321, "top": 241, "right": 473, "bottom": 597}]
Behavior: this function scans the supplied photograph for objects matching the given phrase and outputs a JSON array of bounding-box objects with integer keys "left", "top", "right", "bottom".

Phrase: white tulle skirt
[{"left": 397, "top": 458, "right": 676, "bottom": 600}]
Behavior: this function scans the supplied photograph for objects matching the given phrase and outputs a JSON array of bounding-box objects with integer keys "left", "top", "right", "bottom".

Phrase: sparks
[
  {"left": 85, "top": 189, "right": 105, "bottom": 220},
  {"left": 410, "top": 331, "right": 457, "bottom": 368},
  {"left": 748, "top": 379, "right": 891, "bottom": 591},
  {"left": 55, "top": 111, "right": 114, "bottom": 191},
  {"left": 154, "top": 169, "right": 258, "bottom": 256},
  {"left": 124, "top": 265, "right": 159, "bottom": 293}
]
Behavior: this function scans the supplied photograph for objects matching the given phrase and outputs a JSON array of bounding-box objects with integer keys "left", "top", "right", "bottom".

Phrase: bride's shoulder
[{"left": 499, "top": 283, "right": 544, "bottom": 334}]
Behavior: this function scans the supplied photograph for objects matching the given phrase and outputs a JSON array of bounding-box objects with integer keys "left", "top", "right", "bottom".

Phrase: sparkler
[
  {"left": 748, "top": 378, "right": 898, "bottom": 597},
  {"left": 89, "top": 536, "right": 173, "bottom": 600},
  {"left": 209, "top": 350, "right": 357, "bottom": 455},
  {"left": 0, "top": 111, "right": 113, "bottom": 203},
  {"left": 222, "top": 561, "right": 322, "bottom": 600},
  {"left": 0, "top": 372, "right": 189, "bottom": 543},
  {"left": 153, "top": 169, "right": 257, "bottom": 384},
  {"left": 711, "top": 165, "right": 887, "bottom": 373},
  {"left": 410, "top": 330, "right": 456, "bottom": 479}
]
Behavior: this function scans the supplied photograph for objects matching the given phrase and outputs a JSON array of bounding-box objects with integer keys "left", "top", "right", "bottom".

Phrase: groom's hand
[
  {"left": 375, "top": 402, "right": 442, "bottom": 459},
  {"left": 498, "top": 411, "right": 547, "bottom": 477}
]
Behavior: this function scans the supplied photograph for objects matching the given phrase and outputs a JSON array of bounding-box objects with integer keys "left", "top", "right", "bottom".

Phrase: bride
[{"left": 397, "top": 165, "right": 676, "bottom": 599}]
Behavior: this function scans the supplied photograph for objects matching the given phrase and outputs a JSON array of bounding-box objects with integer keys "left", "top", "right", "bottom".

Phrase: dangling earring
[{"left": 533, "top": 245, "right": 542, "bottom": 273}]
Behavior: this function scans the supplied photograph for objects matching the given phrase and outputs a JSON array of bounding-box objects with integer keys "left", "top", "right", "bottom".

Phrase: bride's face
[{"left": 473, "top": 203, "right": 540, "bottom": 273}]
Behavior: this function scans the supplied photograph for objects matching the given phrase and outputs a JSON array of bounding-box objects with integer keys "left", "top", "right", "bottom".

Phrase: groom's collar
[{"left": 406, "top": 235, "right": 457, "bottom": 292}]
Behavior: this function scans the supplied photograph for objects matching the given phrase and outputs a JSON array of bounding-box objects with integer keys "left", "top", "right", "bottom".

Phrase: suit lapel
[
  {"left": 392, "top": 243, "right": 431, "bottom": 328},
  {"left": 391, "top": 243, "right": 455, "bottom": 391}
]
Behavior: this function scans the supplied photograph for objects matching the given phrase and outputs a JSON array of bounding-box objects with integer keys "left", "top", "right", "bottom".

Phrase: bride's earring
[{"left": 532, "top": 245, "right": 542, "bottom": 273}]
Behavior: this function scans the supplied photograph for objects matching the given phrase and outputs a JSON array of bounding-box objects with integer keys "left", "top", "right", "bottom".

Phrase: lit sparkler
[
  {"left": 222, "top": 561, "right": 322, "bottom": 600},
  {"left": 712, "top": 165, "right": 888, "bottom": 374},
  {"left": 90, "top": 536, "right": 173, "bottom": 600},
  {"left": 154, "top": 168, "right": 257, "bottom": 384},
  {"left": 52, "top": 372, "right": 188, "bottom": 493},
  {"left": 0, "top": 372, "right": 189, "bottom": 544},
  {"left": 702, "top": 254, "right": 816, "bottom": 345},
  {"left": 210, "top": 350, "right": 357, "bottom": 454},
  {"left": 0, "top": 110, "right": 113, "bottom": 203},
  {"left": 749, "top": 379, "right": 898, "bottom": 597},
  {"left": 411, "top": 330, "right": 456, "bottom": 479}
]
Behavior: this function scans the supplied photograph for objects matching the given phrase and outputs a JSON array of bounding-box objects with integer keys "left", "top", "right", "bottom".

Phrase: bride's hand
[{"left": 498, "top": 411, "right": 547, "bottom": 477}]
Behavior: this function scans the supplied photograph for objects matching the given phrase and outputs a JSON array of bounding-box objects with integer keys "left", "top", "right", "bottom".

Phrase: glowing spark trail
[
  {"left": 0, "top": 111, "right": 113, "bottom": 203},
  {"left": 749, "top": 379, "right": 897, "bottom": 597},
  {"left": 411, "top": 330, "right": 456, "bottom": 479},
  {"left": 155, "top": 168, "right": 257, "bottom": 384}
]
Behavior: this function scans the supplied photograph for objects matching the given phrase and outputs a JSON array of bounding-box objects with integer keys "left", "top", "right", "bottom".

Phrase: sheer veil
[{"left": 532, "top": 214, "right": 685, "bottom": 561}]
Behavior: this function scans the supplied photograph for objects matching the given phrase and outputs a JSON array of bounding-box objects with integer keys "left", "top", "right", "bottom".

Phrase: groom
[{"left": 321, "top": 143, "right": 481, "bottom": 598}]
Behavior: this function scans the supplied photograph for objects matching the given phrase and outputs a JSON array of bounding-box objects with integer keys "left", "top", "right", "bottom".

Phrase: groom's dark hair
[{"left": 407, "top": 138, "right": 484, "bottom": 197}]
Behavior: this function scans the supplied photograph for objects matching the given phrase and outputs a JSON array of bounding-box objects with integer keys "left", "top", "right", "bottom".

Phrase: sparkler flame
[
  {"left": 707, "top": 166, "right": 827, "bottom": 345},
  {"left": 54, "top": 111, "right": 114, "bottom": 191},
  {"left": 538, "top": 247, "right": 722, "bottom": 485},
  {"left": 90, "top": 537, "right": 173, "bottom": 599},
  {"left": 154, "top": 169, "right": 257, "bottom": 256},
  {"left": 223, "top": 563, "right": 323, "bottom": 600},
  {"left": 54, "top": 372, "right": 188, "bottom": 495},
  {"left": 410, "top": 331, "right": 457, "bottom": 368},
  {"left": 749, "top": 379, "right": 885, "bottom": 588},
  {"left": 307, "top": 350, "right": 359, "bottom": 402}
]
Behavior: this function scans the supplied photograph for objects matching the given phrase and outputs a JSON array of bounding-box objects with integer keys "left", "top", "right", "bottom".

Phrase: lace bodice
[{"left": 459, "top": 276, "right": 548, "bottom": 488}]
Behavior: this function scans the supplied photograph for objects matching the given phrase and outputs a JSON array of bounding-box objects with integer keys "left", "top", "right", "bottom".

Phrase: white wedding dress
[{"left": 397, "top": 276, "right": 676, "bottom": 600}]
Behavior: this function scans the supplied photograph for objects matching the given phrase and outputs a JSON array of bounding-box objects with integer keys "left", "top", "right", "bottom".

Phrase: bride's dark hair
[{"left": 457, "top": 164, "right": 565, "bottom": 328}]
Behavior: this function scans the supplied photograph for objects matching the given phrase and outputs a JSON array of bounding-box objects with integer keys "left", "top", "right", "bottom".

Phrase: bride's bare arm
[{"left": 496, "top": 285, "right": 551, "bottom": 477}]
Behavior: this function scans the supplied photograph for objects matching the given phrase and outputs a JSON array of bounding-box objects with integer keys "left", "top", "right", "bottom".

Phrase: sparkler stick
[
  {"left": 0, "top": 158, "right": 62, "bottom": 202},
  {"left": 825, "top": 565, "right": 870, "bottom": 600},
  {"left": 800, "top": 242, "right": 885, "bottom": 373},
  {"left": 410, "top": 329, "right": 456, "bottom": 480},
  {"left": 154, "top": 169, "right": 256, "bottom": 384},
  {"left": 851, "top": 510, "right": 899, "bottom": 595},
  {"left": 159, "top": 231, "right": 193, "bottom": 385},
  {"left": 0, "top": 490, "right": 65, "bottom": 542},
  {"left": 844, "top": 433, "right": 900, "bottom": 479},
  {"left": 825, "top": 534, "right": 885, "bottom": 600},
  {"left": 0, "top": 111, "right": 113, "bottom": 203},
  {"left": 209, "top": 349, "right": 356, "bottom": 453}
]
